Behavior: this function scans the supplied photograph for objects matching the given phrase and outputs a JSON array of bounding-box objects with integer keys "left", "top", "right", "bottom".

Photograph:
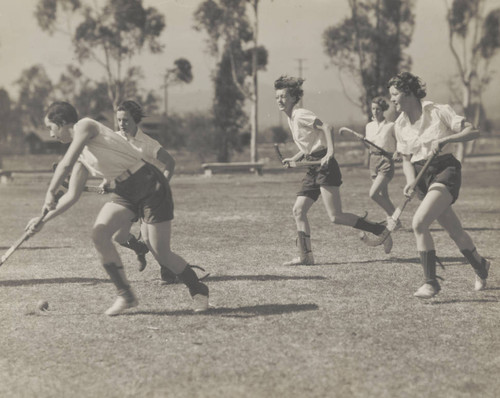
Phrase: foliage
[
  {"left": 446, "top": 0, "right": 500, "bottom": 159},
  {"left": 322, "top": 0, "right": 415, "bottom": 119},
  {"left": 14, "top": 65, "right": 54, "bottom": 132},
  {"left": 34, "top": 0, "right": 166, "bottom": 114},
  {"left": 194, "top": 0, "right": 268, "bottom": 162},
  {"left": 0, "top": 89, "right": 23, "bottom": 154},
  {"left": 212, "top": 48, "right": 248, "bottom": 162}
]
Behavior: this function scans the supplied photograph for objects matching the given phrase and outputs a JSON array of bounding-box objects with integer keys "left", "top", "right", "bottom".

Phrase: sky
[{"left": 0, "top": 0, "right": 499, "bottom": 124}]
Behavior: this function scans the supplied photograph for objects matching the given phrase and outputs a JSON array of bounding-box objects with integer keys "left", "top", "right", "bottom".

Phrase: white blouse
[
  {"left": 287, "top": 106, "right": 326, "bottom": 155},
  {"left": 365, "top": 119, "right": 396, "bottom": 153},
  {"left": 395, "top": 101, "right": 465, "bottom": 163}
]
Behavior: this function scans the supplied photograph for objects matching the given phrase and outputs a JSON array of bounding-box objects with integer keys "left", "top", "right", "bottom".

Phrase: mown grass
[{"left": 0, "top": 161, "right": 498, "bottom": 398}]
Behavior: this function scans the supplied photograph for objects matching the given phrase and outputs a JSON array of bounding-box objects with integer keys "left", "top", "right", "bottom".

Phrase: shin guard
[
  {"left": 102, "top": 262, "right": 131, "bottom": 296},
  {"left": 353, "top": 218, "right": 386, "bottom": 236},
  {"left": 179, "top": 264, "right": 209, "bottom": 298},
  {"left": 419, "top": 250, "right": 440, "bottom": 289},
  {"left": 297, "top": 231, "right": 312, "bottom": 261},
  {"left": 461, "top": 248, "right": 489, "bottom": 279}
]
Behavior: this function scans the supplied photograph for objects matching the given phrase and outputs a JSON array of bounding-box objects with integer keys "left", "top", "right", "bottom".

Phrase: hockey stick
[
  {"left": 52, "top": 162, "right": 110, "bottom": 193},
  {"left": 360, "top": 151, "right": 440, "bottom": 247},
  {"left": 339, "top": 127, "right": 393, "bottom": 158},
  {"left": 0, "top": 190, "right": 64, "bottom": 267},
  {"left": 273, "top": 144, "right": 321, "bottom": 168},
  {"left": 60, "top": 179, "right": 109, "bottom": 194}
]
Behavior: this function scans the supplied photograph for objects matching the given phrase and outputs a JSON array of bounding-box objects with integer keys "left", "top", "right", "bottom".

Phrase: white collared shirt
[
  {"left": 287, "top": 106, "right": 326, "bottom": 155},
  {"left": 115, "top": 128, "right": 164, "bottom": 170},
  {"left": 395, "top": 101, "right": 465, "bottom": 163},
  {"left": 365, "top": 119, "right": 396, "bottom": 153}
]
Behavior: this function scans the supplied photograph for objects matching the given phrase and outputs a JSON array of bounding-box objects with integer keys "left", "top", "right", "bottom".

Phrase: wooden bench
[
  {"left": 0, "top": 170, "right": 13, "bottom": 184},
  {"left": 201, "top": 162, "right": 265, "bottom": 176}
]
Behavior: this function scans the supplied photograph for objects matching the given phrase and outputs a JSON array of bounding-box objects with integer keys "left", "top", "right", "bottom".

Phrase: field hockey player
[
  {"left": 26, "top": 101, "right": 210, "bottom": 315},
  {"left": 274, "top": 75, "right": 394, "bottom": 266},
  {"left": 388, "top": 72, "right": 491, "bottom": 298},
  {"left": 365, "top": 97, "right": 400, "bottom": 229}
]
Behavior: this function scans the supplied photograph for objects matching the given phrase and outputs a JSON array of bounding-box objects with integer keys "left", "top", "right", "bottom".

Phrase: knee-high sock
[
  {"left": 297, "top": 231, "right": 312, "bottom": 260},
  {"left": 119, "top": 234, "right": 148, "bottom": 255},
  {"left": 178, "top": 264, "right": 208, "bottom": 297},
  {"left": 419, "top": 250, "right": 439, "bottom": 287},
  {"left": 103, "top": 262, "right": 131, "bottom": 296},
  {"left": 461, "top": 248, "right": 488, "bottom": 279},
  {"left": 353, "top": 218, "right": 385, "bottom": 235}
]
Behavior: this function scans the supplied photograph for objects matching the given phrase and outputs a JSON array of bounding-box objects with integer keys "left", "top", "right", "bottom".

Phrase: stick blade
[{"left": 359, "top": 229, "right": 390, "bottom": 247}]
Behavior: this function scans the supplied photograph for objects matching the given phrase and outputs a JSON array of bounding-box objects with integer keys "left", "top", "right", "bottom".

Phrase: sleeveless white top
[{"left": 77, "top": 118, "right": 143, "bottom": 181}]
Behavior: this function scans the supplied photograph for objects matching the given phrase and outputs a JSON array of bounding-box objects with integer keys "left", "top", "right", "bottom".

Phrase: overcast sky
[{"left": 0, "top": 0, "right": 499, "bottom": 113}]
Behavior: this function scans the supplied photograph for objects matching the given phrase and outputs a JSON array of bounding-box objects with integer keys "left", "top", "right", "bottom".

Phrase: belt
[{"left": 110, "top": 160, "right": 146, "bottom": 189}]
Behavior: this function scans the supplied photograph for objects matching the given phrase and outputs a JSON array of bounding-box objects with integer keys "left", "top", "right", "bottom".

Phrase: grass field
[{"left": 0, "top": 160, "right": 499, "bottom": 398}]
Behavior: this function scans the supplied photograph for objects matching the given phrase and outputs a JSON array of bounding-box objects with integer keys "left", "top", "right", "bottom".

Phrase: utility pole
[{"left": 296, "top": 58, "right": 307, "bottom": 107}]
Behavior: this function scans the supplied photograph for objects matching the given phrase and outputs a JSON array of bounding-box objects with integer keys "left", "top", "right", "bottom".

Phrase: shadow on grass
[
  {"left": 205, "top": 274, "right": 327, "bottom": 282},
  {"left": 129, "top": 303, "right": 319, "bottom": 318},
  {"left": 0, "top": 277, "right": 109, "bottom": 287},
  {"left": 0, "top": 246, "right": 73, "bottom": 251},
  {"left": 320, "top": 256, "right": 468, "bottom": 266},
  {"left": 424, "top": 298, "right": 499, "bottom": 305}
]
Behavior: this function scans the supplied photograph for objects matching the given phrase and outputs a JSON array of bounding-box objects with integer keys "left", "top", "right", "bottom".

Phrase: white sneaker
[
  {"left": 283, "top": 252, "right": 314, "bottom": 266},
  {"left": 474, "top": 259, "right": 491, "bottom": 291},
  {"left": 414, "top": 283, "right": 440, "bottom": 299},
  {"left": 193, "top": 293, "right": 209, "bottom": 313},
  {"left": 105, "top": 294, "right": 138, "bottom": 316}
]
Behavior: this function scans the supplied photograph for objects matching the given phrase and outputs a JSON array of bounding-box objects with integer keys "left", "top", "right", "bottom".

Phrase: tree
[
  {"left": 206, "top": 48, "right": 248, "bottom": 162},
  {"left": 194, "top": 0, "right": 268, "bottom": 162},
  {"left": 323, "top": 0, "right": 415, "bottom": 119},
  {"left": 445, "top": 0, "right": 500, "bottom": 162},
  {"left": 35, "top": 0, "right": 166, "bottom": 123},
  {"left": 15, "top": 65, "right": 54, "bottom": 133},
  {"left": 162, "top": 58, "right": 193, "bottom": 116}
]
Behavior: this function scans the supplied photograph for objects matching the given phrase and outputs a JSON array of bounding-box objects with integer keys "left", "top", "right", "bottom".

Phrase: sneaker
[
  {"left": 383, "top": 233, "right": 393, "bottom": 254},
  {"left": 191, "top": 282, "right": 209, "bottom": 313},
  {"left": 413, "top": 283, "right": 440, "bottom": 299},
  {"left": 474, "top": 259, "right": 491, "bottom": 291},
  {"left": 105, "top": 292, "right": 139, "bottom": 316},
  {"left": 160, "top": 266, "right": 179, "bottom": 285},
  {"left": 283, "top": 252, "right": 315, "bottom": 266}
]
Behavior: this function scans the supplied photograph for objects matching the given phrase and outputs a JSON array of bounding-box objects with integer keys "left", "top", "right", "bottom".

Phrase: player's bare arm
[{"left": 156, "top": 147, "right": 176, "bottom": 182}]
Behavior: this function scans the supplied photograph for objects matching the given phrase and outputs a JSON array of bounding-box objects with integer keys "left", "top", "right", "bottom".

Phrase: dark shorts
[
  {"left": 297, "top": 150, "right": 343, "bottom": 201},
  {"left": 369, "top": 153, "right": 394, "bottom": 180},
  {"left": 111, "top": 162, "right": 174, "bottom": 224},
  {"left": 413, "top": 154, "right": 461, "bottom": 204}
]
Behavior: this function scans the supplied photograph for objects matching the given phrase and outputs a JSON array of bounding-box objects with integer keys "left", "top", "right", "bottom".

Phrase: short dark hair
[
  {"left": 388, "top": 72, "right": 427, "bottom": 99},
  {"left": 46, "top": 101, "right": 79, "bottom": 127},
  {"left": 117, "top": 100, "right": 146, "bottom": 124},
  {"left": 274, "top": 75, "right": 304, "bottom": 105},
  {"left": 371, "top": 96, "right": 389, "bottom": 111}
]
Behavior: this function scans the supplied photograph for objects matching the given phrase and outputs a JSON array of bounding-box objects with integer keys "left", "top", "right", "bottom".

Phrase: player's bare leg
[
  {"left": 284, "top": 196, "right": 315, "bottom": 265},
  {"left": 114, "top": 214, "right": 149, "bottom": 272},
  {"left": 411, "top": 184, "right": 452, "bottom": 298},
  {"left": 92, "top": 202, "right": 138, "bottom": 315},
  {"left": 144, "top": 220, "right": 209, "bottom": 312},
  {"left": 369, "top": 174, "right": 400, "bottom": 229},
  {"left": 437, "top": 205, "right": 490, "bottom": 291},
  {"left": 321, "top": 186, "right": 393, "bottom": 253}
]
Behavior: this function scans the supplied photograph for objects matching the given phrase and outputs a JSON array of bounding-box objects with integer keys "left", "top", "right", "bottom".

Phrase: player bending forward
[
  {"left": 26, "top": 101, "right": 209, "bottom": 315},
  {"left": 275, "top": 75, "right": 393, "bottom": 266}
]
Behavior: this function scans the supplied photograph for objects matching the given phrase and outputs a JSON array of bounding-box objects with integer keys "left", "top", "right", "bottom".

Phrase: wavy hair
[
  {"left": 274, "top": 75, "right": 305, "bottom": 105},
  {"left": 388, "top": 72, "right": 427, "bottom": 99}
]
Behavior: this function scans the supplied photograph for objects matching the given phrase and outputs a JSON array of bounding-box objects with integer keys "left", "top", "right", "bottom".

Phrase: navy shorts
[
  {"left": 369, "top": 153, "right": 394, "bottom": 180},
  {"left": 297, "top": 150, "right": 343, "bottom": 201},
  {"left": 413, "top": 154, "right": 461, "bottom": 204},
  {"left": 112, "top": 162, "right": 174, "bottom": 224}
]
